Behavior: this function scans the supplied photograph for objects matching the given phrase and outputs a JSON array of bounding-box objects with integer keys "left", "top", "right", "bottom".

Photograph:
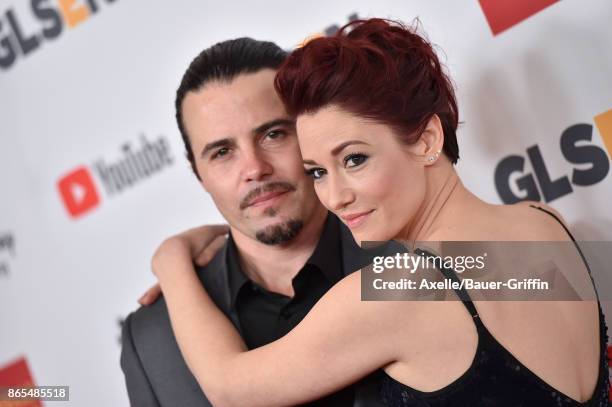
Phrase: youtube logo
[
  {"left": 56, "top": 135, "right": 173, "bottom": 219},
  {"left": 478, "top": 0, "right": 559, "bottom": 36},
  {"left": 57, "top": 166, "right": 101, "bottom": 218}
]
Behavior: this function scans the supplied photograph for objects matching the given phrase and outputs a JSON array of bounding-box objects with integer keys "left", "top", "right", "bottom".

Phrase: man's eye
[
  {"left": 305, "top": 168, "right": 327, "bottom": 180},
  {"left": 211, "top": 147, "right": 230, "bottom": 160},
  {"left": 265, "top": 130, "right": 285, "bottom": 140},
  {"left": 344, "top": 153, "right": 368, "bottom": 168}
]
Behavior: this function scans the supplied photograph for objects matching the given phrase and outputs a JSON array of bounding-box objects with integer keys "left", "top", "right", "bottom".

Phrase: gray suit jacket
[{"left": 120, "top": 227, "right": 386, "bottom": 406}]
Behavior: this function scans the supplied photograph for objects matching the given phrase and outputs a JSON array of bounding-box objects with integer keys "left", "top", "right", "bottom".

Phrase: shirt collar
[
  {"left": 304, "top": 212, "right": 344, "bottom": 283},
  {"left": 225, "top": 212, "right": 344, "bottom": 309},
  {"left": 226, "top": 235, "right": 249, "bottom": 309}
]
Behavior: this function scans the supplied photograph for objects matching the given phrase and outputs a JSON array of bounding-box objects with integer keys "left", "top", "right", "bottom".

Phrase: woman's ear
[{"left": 419, "top": 114, "right": 445, "bottom": 165}]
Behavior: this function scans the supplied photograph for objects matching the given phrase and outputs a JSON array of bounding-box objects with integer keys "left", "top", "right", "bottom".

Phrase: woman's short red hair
[{"left": 275, "top": 18, "right": 459, "bottom": 163}]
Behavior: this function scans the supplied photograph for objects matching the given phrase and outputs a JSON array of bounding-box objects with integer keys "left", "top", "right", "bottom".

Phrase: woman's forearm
[
  {"left": 153, "top": 240, "right": 396, "bottom": 407},
  {"left": 157, "top": 250, "right": 247, "bottom": 404}
]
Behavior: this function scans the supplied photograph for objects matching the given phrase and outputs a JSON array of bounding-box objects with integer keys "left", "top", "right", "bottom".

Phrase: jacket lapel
[{"left": 195, "top": 241, "right": 243, "bottom": 334}]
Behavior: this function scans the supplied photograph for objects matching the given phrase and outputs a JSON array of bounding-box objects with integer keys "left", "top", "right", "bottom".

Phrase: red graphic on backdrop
[
  {"left": 608, "top": 345, "right": 611, "bottom": 401},
  {"left": 0, "top": 356, "right": 43, "bottom": 407},
  {"left": 57, "top": 166, "right": 101, "bottom": 218},
  {"left": 478, "top": 0, "right": 559, "bottom": 35}
]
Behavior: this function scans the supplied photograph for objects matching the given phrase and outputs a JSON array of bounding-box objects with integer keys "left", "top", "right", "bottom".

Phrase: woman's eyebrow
[
  {"left": 303, "top": 140, "right": 370, "bottom": 165},
  {"left": 331, "top": 140, "right": 369, "bottom": 156}
]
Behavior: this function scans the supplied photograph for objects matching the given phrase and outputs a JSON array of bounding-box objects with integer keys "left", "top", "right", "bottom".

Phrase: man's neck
[{"left": 230, "top": 207, "right": 329, "bottom": 297}]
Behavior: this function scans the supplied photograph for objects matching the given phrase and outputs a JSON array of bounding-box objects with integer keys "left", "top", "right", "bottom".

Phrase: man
[{"left": 120, "top": 37, "right": 385, "bottom": 406}]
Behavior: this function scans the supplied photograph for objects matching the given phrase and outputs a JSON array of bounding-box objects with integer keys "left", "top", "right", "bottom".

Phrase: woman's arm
[
  {"left": 138, "top": 224, "right": 229, "bottom": 306},
  {"left": 153, "top": 238, "right": 403, "bottom": 407}
]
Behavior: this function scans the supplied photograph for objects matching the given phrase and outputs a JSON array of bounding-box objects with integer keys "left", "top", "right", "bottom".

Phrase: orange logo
[
  {"left": 0, "top": 0, "right": 118, "bottom": 71},
  {"left": 594, "top": 109, "right": 612, "bottom": 159}
]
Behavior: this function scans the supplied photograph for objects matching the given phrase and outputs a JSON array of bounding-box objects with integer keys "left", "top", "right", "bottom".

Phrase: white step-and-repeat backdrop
[{"left": 0, "top": 0, "right": 610, "bottom": 405}]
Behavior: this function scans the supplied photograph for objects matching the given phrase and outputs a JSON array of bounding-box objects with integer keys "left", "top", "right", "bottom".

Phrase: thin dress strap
[
  {"left": 528, "top": 204, "right": 603, "bottom": 303},
  {"left": 414, "top": 248, "right": 480, "bottom": 319},
  {"left": 416, "top": 205, "right": 602, "bottom": 310}
]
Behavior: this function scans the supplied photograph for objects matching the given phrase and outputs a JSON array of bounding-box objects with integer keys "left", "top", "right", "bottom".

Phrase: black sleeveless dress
[{"left": 381, "top": 206, "right": 610, "bottom": 406}]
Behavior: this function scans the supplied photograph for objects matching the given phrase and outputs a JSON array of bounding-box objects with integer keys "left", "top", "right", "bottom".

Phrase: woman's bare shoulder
[{"left": 487, "top": 201, "right": 572, "bottom": 241}]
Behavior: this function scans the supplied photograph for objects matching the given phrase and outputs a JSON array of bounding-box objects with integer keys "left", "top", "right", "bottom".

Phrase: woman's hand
[
  {"left": 138, "top": 283, "right": 162, "bottom": 306},
  {"left": 138, "top": 224, "right": 229, "bottom": 305}
]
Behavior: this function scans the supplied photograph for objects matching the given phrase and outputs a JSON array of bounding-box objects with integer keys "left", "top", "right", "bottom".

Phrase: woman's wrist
[{"left": 152, "top": 236, "right": 194, "bottom": 280}]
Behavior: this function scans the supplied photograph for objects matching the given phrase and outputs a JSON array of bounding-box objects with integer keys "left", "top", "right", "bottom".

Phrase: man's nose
[{"left": 241, "top": 149, "right": 273, "bottom": 182}]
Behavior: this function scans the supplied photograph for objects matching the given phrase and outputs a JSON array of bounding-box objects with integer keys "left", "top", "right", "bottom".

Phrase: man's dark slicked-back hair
[{"left": 175, "top": 37, "right": 288, "bottom": 180}]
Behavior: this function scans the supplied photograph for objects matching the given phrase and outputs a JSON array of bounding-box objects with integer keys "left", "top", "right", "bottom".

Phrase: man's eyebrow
[
  {"left": 252, "top": 118, "right": 295, "bottom": 135},
  {"left": 200, "top": 138, "right": 236, "bottom": 158},
  {"left": 331, "top": 140, "right": 369, "bottom": 156}
]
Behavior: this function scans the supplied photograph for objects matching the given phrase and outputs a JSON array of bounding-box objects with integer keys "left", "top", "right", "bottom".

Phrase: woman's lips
[{"left": 341, "top": 210, "right": 375, "bottom": 228}]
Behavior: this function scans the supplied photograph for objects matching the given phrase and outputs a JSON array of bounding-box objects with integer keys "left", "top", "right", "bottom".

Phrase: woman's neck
[{"left": 401, "top": 161, "right": 471, "bottom": 244}]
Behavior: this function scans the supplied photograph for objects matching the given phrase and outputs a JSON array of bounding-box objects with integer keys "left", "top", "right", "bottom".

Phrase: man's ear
[
  {"left": 199, "top": 178, "right": 209, "bottom": 193},
  {"left": 194, "top": 165, "right": 209, "bottom": 192},
  {"left": 419, "top": 114, "right": 445, "bottom": 165},
  {"left": 191, "top": 155, "right": 208, "bottom": 192}
]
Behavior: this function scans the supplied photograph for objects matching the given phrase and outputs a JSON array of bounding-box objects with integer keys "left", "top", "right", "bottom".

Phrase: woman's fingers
[
  {"left": 138, "top": 283, "right": 162, "bottom": 306},
  {"left": 150, "top": 224, "right": 229, "bottom": 279},
  {"left": 194, "top": 234, "right": 227, "bottom": 266}
]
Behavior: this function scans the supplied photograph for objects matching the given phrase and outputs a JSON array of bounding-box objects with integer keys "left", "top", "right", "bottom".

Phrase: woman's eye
[
  {"left": 305, "top": 168, "right": 327, "bottom": 180},
  {"left": 344, "top": 153, "right": 368, "bottom": 168}
]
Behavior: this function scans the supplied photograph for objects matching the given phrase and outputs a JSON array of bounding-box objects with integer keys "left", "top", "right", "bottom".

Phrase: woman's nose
[{"left": 326, "top": 176, "right": 355, "bottom": 212}]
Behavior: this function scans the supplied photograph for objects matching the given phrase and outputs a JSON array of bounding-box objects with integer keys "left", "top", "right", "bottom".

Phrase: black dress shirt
[{"left": 226, "top": 214, "right": 357, "bottom": 406}]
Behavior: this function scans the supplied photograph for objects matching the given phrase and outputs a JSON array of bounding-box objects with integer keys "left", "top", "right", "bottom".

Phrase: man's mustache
[{"left": 239, "top": 182, "right": 296, "bottom": 210}]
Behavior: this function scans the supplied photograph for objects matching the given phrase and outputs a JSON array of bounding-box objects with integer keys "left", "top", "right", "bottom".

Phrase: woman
[{"left": 151, "top": 19, "right": 609, "bottom": 406}]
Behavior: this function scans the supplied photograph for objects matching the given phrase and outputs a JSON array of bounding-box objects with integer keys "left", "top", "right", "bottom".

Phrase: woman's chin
[{"left": 351, "top": 230, "right": 395, "bottom": 248}]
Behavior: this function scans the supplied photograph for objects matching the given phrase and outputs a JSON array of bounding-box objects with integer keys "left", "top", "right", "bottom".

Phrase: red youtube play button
[{"left": 57, "top": 166, "right": 101, "bottom": 218}]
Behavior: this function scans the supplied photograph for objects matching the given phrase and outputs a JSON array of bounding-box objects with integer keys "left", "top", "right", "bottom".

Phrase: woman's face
[{"left": 297, "top": 105, "right": 428, "bottom": 243}]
